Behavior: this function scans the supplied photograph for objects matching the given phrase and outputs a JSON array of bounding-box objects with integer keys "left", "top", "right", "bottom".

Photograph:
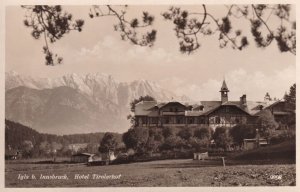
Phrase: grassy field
[
  {"left": 5, "top": 158, "right": 295, "bottom": 187},
  {"left": 231, "top": 139, "right": 296, "bottom": 160}
]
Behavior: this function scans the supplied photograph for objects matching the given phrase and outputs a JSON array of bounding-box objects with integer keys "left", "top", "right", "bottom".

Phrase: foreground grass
[{"left": 5, "top": 159, "right": 295, "bottom": 187}]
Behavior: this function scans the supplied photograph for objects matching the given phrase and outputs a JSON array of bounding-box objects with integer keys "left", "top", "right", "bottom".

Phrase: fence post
[{"left": 221, "top": 157, "right": 225, "bottom": 167}]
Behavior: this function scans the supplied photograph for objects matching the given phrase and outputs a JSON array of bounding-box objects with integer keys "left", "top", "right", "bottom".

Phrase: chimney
[{"left": 240, "top": 94, "right": 247, "bottom": 105}]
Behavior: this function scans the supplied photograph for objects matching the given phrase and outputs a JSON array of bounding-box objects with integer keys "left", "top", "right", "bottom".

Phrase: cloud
[
  {"left": 77, "top": 35, "right": 191, "bottom": 65},
  {"left": 78, "top": 36, "right": 119, "bottom": 58},
  {"left": 160, "top": 65, "right": 296, "bottom": 101},
  {"left": 70, "top": 35, "right": 295, "bottom": 102}
]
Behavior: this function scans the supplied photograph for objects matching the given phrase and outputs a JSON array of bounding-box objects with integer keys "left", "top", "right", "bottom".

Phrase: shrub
[
  {"left": 188, "top": 137, "right": 210, "bottom": 151},
  {"left": 229, "top": 124, "right": 256, "bottom": 146},
  {"left": 194, "top": 126, "right": 212, "bottom": 140},
  {"left": 212, "top": 127, "right": 233, "bottom": 150},
  {"left": 162, "top": 127, "right": 174, "bottom": 138},
  {"left": 177, "top": 128, "right": 192, "bottom": 140},
  {"left": 269, "top": 130, "right": 295, "bottom": 145}
]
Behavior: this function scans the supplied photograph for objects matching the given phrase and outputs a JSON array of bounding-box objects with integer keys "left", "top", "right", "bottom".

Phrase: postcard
[{"left": 1, "top": 0, "right": 298, "bottom": 190}]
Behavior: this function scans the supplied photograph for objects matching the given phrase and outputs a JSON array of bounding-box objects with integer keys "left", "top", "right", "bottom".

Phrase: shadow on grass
[
  {"left": 225, "top": 158, "right": 295, "bottom": 166},
  {"left": 5, "top": 160, "right": 75, "bottom": 165},
  {"left": 33, "top": 160, "right": 72, "bottom": 164},
  {"left": 151, "top": 158, "right": 295, "bottom": 169},
  {"left": 151, "top": 160, "right": 224, "bottom": 169}
]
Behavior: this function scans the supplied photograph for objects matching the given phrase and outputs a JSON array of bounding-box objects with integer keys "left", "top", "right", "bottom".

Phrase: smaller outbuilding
[
  {"left": 71, "top": 153, "right": 94, "bottom": 163},
  {"left": 243, "top": 138, "right": 268, "bottom": 150},
  {"left": 193, "top": 152, "right": 209, "bottom": 160},
  {"left": 5, "top": 150, "right": 21, "bottom": 160}
]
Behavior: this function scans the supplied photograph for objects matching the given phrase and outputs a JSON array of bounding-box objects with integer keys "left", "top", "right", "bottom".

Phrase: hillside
[
  {"left": 231, "top": 139, "right": 296, "bottom": 161},
  {"left": 5, "top": 86, "right": 124, "bottom": 134},
  {"left": 5, "top": 119, "right": 122, "bottom": 155},
  {"left": 5, "top": 71, "right": 188, "bottom": 134}
]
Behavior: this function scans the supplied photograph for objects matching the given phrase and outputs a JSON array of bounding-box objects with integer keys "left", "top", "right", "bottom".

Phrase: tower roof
[{"left": 220, "top": 80, "right": 229, "bottom": 92}]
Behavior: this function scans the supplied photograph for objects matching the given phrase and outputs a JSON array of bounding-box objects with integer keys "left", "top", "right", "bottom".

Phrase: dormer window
[{"left": 199, "top": 105, "right": 204, "bottom": 111}]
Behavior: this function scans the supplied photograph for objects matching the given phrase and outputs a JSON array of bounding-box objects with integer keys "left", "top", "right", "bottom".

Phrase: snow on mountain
[
  {"left": 5, "top": 71, "right": 189, "bottom": 134},
  {"left": 5, "top": 71, "right": 186, "bottom": 105}
]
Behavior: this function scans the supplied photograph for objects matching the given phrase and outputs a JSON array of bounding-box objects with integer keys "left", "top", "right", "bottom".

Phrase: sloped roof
[
  {"left": 202, "top": 100, "right": 278, "bottom": 115},
  {"left": 200, "top": 101, "right": 222, "bottom": 113},
  {"left": 246, "top": 100, "right": 278, "bottom": 115},
  {"left": 263, "top": 100, "right": 281, "bottom": 110},
  {"left": 148, "top": 110, "right": 160, "bottom": 117},
  {"left": 191, "top": 104, "right": 200, "bottom": 109},
  {"left": 135, "top": 101, "right": 157, "bottom": 116},
  {"left": 134, "top": 99, "right": 280, "bottom": 117},
  {"left": 158, "top": 101, "right": 188, "bottom": 109},
  {"left": 72, "top": 153, "right": 94, "bottom": 157},
  {"left": 202, "top": 101, "right": 251, "bottom": 116}
]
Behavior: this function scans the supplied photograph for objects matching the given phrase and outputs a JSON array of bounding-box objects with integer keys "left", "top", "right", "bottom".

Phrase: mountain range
[{"left": 5, "top": 71, "right": 189, "bottom": 134}]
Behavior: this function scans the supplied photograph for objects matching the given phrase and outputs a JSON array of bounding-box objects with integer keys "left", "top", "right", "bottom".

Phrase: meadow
[{"left": 5, "top": 158, "right": 295, "bottom": 187}]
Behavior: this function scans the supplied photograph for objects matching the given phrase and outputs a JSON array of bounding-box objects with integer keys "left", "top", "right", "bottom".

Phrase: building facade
[{"left": 134, "top": 80, "right": 292, "bottom": 130}]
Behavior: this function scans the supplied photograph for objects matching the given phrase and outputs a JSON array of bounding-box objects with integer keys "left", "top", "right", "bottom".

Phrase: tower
[
  {"left": 220, "top": 80, "right": 229, "bottom": 103},
  {"left": 264, "top": 92, "right": 272, "bottom": 102}
]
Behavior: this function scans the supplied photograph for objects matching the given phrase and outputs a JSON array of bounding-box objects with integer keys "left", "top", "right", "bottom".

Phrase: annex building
[{"left": 134, "top": 80, "right": 293, "bottom": 130}]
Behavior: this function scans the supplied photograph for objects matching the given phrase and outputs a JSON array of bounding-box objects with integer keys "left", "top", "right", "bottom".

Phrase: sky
[{"left": 5, "top": 5, "right": 296, "bottom": 101}]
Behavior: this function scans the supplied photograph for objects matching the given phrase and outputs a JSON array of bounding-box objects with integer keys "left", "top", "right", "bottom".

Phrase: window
[
  {"left": 199, "top": 106, "right": 204, "bottom": 111},
  {"left": 150, "top": 117, "right": 158, "bottom": 124},
  {"left": 199, "top": 117, "right": 205, "bottom": 124},
  {"left": 175, "top": 108, "right": 178, "bottom": 112},
  {"left": 225, "top": 107, "right": 230, "bottom": 112},
  {"left": 209, "top": 117, "right": 214, "bottom": 124},
  {"left": 142, "top": 117, "right": 147, "bottom": 124},
  {"left": 176, "top": 117, "right": 185, "bottom": 124},
  {"left": 215, "top": 116, "right": 220, "bottom": 124},
  {"left": 235, "top": 117, "right": 240, "bottom": 124},
  {"left": 189, "top": 118, "right": 194, "bottom": 124},
  {"left": 242, "top": 116, "right": 247, "bottom": 124},
  {"left": 138, "top": 118, "right": 143, "bottom": 126},
  {"left": 165, "top": 117, "right": 169, "bottom": 124}
]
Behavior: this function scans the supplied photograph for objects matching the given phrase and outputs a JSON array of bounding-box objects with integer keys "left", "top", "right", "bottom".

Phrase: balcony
[{"left": 162, "top": 111, "right": 185, "bottom": 115}]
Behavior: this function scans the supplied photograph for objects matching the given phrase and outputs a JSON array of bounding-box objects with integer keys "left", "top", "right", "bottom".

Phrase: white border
[{"left": 0, "top": 1, "right": 298, "bottom": 192}]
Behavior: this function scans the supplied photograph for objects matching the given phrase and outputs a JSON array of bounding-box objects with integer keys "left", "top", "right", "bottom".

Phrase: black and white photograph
[{"left": 3, "top": 1, "right": 297, "bottom": 188}]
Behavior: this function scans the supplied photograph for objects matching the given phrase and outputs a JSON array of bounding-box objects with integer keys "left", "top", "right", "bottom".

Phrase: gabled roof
[
  {"left": 246, "top": 100, "right": 278, "bottom": 115},
  {"left": 159, "top": 101, "right": 188, "bottom": 109},
  {"left": 191, "top": 104, "right": 200, "bottom": 109},
  {"left": 135, "top": 101, "right": 157, "bottom": 116},
  {"left": 199, "top": 101, "right": 222, "bottom": 113},
  {"left": 203, "top": 101, "right": 252, "bottom": 116},
  {"left": 263, "top": 100, "right": 282, "bottom": 110},
  {"left": 148, "top": 110, "right": 159, "bottom": 117},
  {"left": 134, "top": 99, "right": 282, "bottom": 117},
  {"left": 72, "top": 153, "right": 94, "bottom": 157}
]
